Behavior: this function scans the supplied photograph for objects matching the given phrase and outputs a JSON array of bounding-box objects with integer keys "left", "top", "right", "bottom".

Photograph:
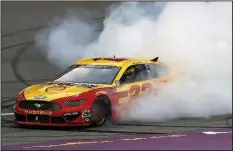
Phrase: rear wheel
[{"left": 90, "top": 96, "right": 111, "bottom": 127}]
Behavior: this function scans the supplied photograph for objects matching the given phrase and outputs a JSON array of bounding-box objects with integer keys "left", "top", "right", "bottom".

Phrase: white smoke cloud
[{"left": 35, "top": 2, "right": 232, "bottom": 122}]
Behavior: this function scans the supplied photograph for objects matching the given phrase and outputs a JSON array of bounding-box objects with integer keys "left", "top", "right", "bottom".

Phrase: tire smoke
[{"left": 35, "top": 2, "right": 232, "bottom": 122}]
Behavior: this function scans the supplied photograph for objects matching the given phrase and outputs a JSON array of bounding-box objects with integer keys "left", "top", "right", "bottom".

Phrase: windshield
[{"left": 54, "top": 64, "right": 121, "bottom": 84}]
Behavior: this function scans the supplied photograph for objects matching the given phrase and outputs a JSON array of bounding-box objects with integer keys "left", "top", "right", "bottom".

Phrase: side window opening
[
  {"left": 149, "top": 64, "right": 169, "bottom": 78},
  {"left": 120, "top": 64, "right": 151, "bottom": 84}
]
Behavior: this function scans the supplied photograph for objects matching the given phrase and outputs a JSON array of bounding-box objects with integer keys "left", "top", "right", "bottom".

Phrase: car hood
[{"left": 23, "top": 82, "right": 105, "bottom": 101}]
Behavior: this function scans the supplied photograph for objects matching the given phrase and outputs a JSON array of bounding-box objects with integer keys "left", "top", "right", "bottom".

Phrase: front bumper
[
  {"left": 14, "top": 108, "right": 92, "bottom": 127},
  {"left": 15, "top": 121, "right": 90, "bottom": 127}
]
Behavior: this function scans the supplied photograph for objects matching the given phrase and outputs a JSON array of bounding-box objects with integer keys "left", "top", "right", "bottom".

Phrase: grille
[
  {"left": 51, "top": 117, "right": 66, "bottom": 124},
  {"left": 27, "top": 114, "right": 50, "bottom": 123},
  {"left": 14, "top": 112, "right": 67, "bottom": 124},
  {"left": 19, "top": 100, "right": 62, "bottom": 111},
  {"left": 64, "top": 113, "right": 81, "bottom": 122}
]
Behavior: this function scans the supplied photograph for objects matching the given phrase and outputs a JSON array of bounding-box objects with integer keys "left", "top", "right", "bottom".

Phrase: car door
[{"left": 115, "top": 63, "right": 154, "bottom": 105}]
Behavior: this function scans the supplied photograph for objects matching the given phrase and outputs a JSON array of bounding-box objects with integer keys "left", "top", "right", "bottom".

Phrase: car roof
[{"left": 75, "top": 57, "right": 165, "bottom": 67}]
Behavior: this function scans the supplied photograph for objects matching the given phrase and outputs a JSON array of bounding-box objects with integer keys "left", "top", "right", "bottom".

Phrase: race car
[{"left": 14, "top": 57, "right": 171, "bottom": 127}]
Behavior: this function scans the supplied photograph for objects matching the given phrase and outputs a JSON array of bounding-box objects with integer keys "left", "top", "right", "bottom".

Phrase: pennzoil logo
[
  {"left": 34, "top": 95, "right": 47, "bottom": 100},
  {"left": 24, "top": 110, "right": 52, "bottom": 115}
]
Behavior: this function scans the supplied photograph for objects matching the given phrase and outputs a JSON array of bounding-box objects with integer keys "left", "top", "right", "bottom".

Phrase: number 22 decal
[{"left": 117, "top": 83, "right": 153, "bottom": 104}]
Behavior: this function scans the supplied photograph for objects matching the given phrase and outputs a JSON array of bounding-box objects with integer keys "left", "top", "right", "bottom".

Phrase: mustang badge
[{"left": 34, "top": 103, "right": 43, "bottom": 108}]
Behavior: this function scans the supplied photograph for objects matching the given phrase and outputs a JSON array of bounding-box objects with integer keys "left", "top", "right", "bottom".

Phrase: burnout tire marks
[
  {"left": 2, "top": 41, "right": 33, "bottom": 127},
  {"left": 1, "top": 98, "right": 16, "bottom": 109},
  {"left": 10, "top": 43, "right": 33, "bottom": 86},
  {"left": 2, "top": 43, "right": 32, "bottom": 127},
  {"left": 1, "top": 41, "right": 34, "bottom": 51},
  {"left": 1, "top": 16, "right": 105, "bottom": 38}
]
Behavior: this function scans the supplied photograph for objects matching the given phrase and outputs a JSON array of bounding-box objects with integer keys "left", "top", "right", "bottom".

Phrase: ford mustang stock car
[{"left": 14, "top": 57, "right": 171, "bottom": 127}]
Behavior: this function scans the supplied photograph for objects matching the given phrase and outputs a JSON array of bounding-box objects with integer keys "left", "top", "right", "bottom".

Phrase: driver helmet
[{"left": 125, "top": 67, "right": 136, "bottom": 78}]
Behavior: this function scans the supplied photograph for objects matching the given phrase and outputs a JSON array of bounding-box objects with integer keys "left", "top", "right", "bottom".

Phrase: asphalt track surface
[{"left": 1, "top": 1, "right": 232, "bottom": 150}]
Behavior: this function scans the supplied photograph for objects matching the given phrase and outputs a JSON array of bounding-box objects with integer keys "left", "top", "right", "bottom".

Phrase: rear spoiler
[{"left": 151, "top": 57, "right": 159, "bottom": 62}]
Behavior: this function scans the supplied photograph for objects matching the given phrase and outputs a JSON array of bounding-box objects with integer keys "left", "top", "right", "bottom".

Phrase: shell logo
[{"left": 45, "top": 86, "right": 66, "bottom": 92}]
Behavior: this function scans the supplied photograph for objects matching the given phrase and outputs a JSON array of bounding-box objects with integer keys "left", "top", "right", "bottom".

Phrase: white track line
[{"left": 1, "top": 113, "right": 14, "bottom": 116}]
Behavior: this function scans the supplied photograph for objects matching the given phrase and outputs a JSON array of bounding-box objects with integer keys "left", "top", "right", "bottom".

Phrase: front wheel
[{"left": 90, "top": 96, "right": 111, "bottom": 127}]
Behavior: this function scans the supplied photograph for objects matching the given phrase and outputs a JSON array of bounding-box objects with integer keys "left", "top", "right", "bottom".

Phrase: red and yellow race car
[{"left": 14, "top": 57, "right": 171, "bottom": 127}]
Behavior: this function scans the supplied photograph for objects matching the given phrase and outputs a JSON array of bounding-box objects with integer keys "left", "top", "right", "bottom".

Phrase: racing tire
[{"left": 90, "top": 96, "right": 111, "bottom": 127}]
